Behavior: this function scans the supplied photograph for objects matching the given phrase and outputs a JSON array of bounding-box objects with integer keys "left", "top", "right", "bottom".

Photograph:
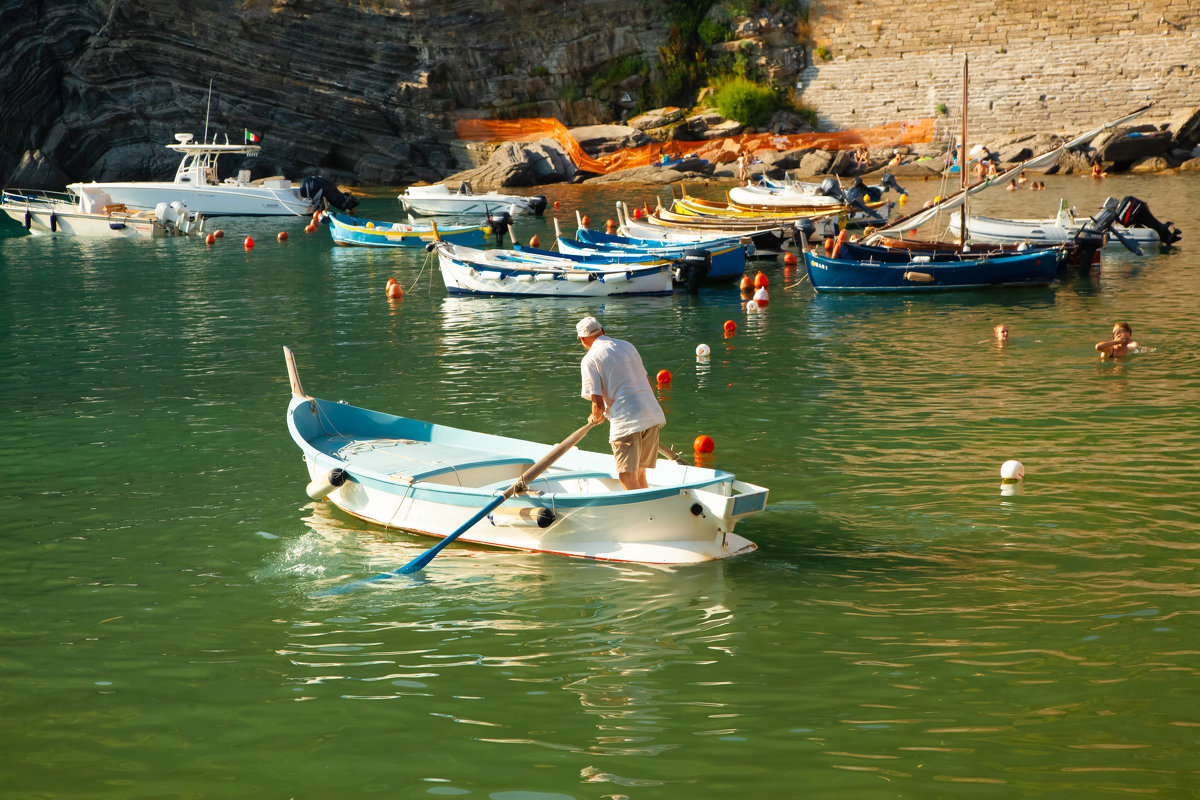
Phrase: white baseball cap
[{"left": 576, "top": 316, "right": 603, "bottom": 337}]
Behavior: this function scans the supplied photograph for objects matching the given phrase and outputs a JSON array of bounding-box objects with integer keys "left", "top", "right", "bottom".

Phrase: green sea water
[{"left": 2, "top": 174, "right": 1198, "bottom": 799}]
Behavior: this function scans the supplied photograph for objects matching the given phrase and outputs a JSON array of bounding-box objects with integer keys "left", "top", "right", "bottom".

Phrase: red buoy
[
  {"left": 244, "top": 236, "right": 255, "bottom": 250},
  {"left": 723, "top": 319, "right": 737, "bottom": 334},
  {"left": 783, "top": 251, "right": 797, "bottom": 266},
  {"left": 305, "top": 224, "right": 317, "bottom": 234},
  {"left": 205, "top": 233, "right": 216, "bottom": 245},
  {"left": 754, "top": 271, "right": 768, "bottom": 288},
  {"left": 553, "top": 200, "right": 560, "bottom": 208},
  {"left": 632, "top": 207, "right": 642, "bottom": 219},
  {"left": 386, "top": 277, "right": 403, "bottom": 299},
  {"left": 693, "top": 435, "right": 715, "bottom": 454},
  {"left": 277, "top": 231, "right": 288, "bottom": 242},
  {"left": 656, "top": 369, "right": 672, "bottom": 385},
  {"left": 581, "top": 214, "right": 590, "bottom": 226}
]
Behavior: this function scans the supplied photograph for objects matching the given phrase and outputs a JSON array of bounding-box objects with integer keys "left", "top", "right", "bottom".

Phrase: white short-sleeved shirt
[{"left": 580, "top": 336, "right": 666, "bottom": 441}]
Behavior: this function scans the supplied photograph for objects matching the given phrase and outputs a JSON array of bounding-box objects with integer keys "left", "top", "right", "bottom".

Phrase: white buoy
[
  {"left": 746, "top": 299, "right": 759, "bottom": 312},
  {"left": 1000, "top": 460, "right": 1025, "bottom": 482},
  {"left": 695, "top": 343, "right": 711, "bottom": 359}
]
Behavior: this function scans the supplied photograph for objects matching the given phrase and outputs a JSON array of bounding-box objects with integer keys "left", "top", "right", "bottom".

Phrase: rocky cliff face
[{"left": 0, "top": 0, "right": 669, "bottom": 187}]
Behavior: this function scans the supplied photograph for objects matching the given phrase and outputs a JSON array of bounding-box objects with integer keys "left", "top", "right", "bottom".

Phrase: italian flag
[{"left": 245, "top": 130, "right": 261, "bottom": 144}]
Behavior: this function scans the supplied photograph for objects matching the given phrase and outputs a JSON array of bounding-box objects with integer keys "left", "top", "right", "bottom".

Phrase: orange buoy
[
  {"left": 823, "top": 237, "right": 833, "bottom": 254},
  {"left": 632, "top": 207, "right": 642, "bottom": 219},
  {"left": 244, "top": 236, "right": 255, "bottom": 250},
  {"left": 277, "top": 231, "right": 288, "bottom": 242},
  {"left": 693, "top": 435, "right": 715, "bottom": 454},
  {"left": 205, "top": 233, "right": 216, "bottom": 245},
  {"left": 656, "top": 369, "right": 672, "bottom": 385},
  {"left": 739, "top": 275, "right": 753, "bottom": 293},
  {"left": 305, "top": 224, "right": 317, "bottom": 234},
  {"left": 386, "top": 278, "right": 403, "bottom": 299},
  {"left": 783, "top": 251, "right": 797, "bottom": 266},
  {"left": 553, "top": 200, "right": 560, "bottom": 208},
  {"left": 605, "top": 218, "right": 616, "bottom": 232},
  {"left": 754, "top": 271, "right": 768, "bottom": 288},
  {"left": 723, "top": 319, "right": 737, "bottom": 334},
  {"left": 581, "top": 214, "right": 590, "bottom": 226},
  {"left": 214, "top": 229, "right": 225, "bottom": 238},
  {"left": 529, "top": 234, "right": 540, "bottom": 248}
]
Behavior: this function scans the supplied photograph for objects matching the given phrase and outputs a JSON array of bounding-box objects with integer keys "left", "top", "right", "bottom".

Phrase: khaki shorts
[{"left": 611, "top": 425, "right": 662, "bottom": 474}]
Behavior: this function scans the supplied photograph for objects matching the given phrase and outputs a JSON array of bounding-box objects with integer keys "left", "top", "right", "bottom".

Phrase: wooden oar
[{"left": 322, "top": 420, "right": 599, "bottom": 593}]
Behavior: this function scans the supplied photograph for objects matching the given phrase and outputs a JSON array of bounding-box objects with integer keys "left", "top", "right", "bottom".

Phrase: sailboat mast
[{"left": 959, "top": 56, "right": 968, "bottom": 245}]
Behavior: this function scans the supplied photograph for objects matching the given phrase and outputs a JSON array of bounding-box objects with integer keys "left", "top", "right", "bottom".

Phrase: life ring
[{"left": 830, "top": 230, "right": 849, "bottom": 259}]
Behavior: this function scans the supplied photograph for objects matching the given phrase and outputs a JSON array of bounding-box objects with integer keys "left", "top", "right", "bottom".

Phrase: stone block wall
[{"left": 799, "top": 0, "right": 1199, "bottom": 142}]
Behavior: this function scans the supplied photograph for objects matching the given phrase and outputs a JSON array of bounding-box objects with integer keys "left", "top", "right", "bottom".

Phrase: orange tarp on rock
[{"left": 455, "top": 117, "right": 936, "bottom": 174}]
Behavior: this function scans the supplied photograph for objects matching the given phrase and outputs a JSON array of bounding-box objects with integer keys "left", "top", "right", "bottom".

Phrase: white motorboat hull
[
  {"left": 67, "top": 181, "right": 310, "bottom": 217},
  {"left": 951, "top": 210, "right": 1163, "bottom": 248},
  {"left": 2, "top": 206, "right": 162, "bottom": 237}
]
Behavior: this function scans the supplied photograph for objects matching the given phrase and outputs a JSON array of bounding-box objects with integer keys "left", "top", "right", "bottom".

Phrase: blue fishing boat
[
  {"left": 803, "top": 240, "right": 1059, "bottom": 292},
  {"left": 326, "top": 210, "right": 492, "bottom": 248},
  {"left": 551, "top": 220, "right": 747, "bottom": 283},
  {"left": 284, "top": 347, "right": 767, "bottom": 565}
]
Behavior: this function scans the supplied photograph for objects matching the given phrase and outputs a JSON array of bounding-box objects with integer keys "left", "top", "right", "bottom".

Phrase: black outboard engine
[
  {"left": 483, "top": 209, "right": 512, "bottom": 246},
  {"left": 816, "top": 177, "right": 845, "bottom": 201},
  {"left": 876, "top": 172, "right": 907, "bottom": 198},
  {"left": 526, "top": 195, "right": 548, "bottom": 216},
  {"left": 1111, "top": 196, "right": 1181, "bottom": 246},
  {"left": 791, "top": 218, "right": 817, "bottom": 248},
  {"left": 673, "top": 249, "right": 711, "bottom": 293},
  {"left": 299, "top": 176, "right": 359, "bottom": 212},
  {"left": 843, "top": 177, "right": 887, "bottom": 224}
]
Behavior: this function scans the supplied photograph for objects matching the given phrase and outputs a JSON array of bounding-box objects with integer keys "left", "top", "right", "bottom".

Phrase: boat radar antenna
[{"left": 202, "top": 77, "right": 213, "bottom": 144}]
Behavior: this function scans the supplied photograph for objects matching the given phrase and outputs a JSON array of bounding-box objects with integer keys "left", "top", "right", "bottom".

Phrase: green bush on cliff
[{"left": 713, "top": 76, "right": 776, "bottom": 127}]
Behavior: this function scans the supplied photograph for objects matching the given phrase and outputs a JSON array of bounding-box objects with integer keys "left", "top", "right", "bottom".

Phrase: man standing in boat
[{"left": 576, "top": 316, "right": 666, "bottom": 490}]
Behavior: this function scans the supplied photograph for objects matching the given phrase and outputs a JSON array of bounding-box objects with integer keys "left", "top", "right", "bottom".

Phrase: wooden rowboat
[
  {"left": 433, "top": 241, "right": 674, "bottom": 297},
  {"left": 284, "top": 347, "right": 768, "bottom": 564},
  {"left": 325, "top": 210, "right": 491, "bottom": 248}
]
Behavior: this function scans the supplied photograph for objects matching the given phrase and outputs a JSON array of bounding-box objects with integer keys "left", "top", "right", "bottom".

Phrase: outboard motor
[
  {"left": 299, "top": 176, "right": 359, "bottom": 212},
  {"left": 816, "top": 177, "right": 845, "bottom": 201},
  {"left": 876, "top": 172, "right": 908, "bottom": 198},
  {"left": 484, "top": 209, "right": 512, "bottom": 246},
  {"left": 673, "top": 249, "right": 712, "bottom": 294},
  {"left": 791, "top": 218, "right": 817, "bottom": 249},
  {"left": 526, "top": 195, "right": 548, "bottom": 216},
  {"left": 843, "top": 177, "right": 887, "bottom": 224},
  {"left": 1111, "top": 196, "right": 1181, "bottom": 246}
]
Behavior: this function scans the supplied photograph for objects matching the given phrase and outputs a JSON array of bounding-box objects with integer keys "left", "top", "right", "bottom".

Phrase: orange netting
[{"left": 455, "top": 117, "right": 936, "bottom": 174}]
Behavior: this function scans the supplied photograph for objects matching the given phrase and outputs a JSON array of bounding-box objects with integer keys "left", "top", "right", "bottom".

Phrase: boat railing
[{"left": 2, "top": 188, "right": 76, "bottom": 206}]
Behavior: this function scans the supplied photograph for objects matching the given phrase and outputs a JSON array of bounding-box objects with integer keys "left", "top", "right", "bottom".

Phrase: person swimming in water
[{"left": 1095, "top": 321, "right": 1138, "bottom": 359}]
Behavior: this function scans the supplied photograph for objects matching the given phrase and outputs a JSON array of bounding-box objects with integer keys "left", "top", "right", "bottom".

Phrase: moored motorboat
[
  {"left": 1, "top": 187, "right": 203, "bottom": 237},
  {"left": 950, "top": 197, "right": 1181, "bottom": 249},
  {"left": 67, "top": 132, "right": 315, "bottom": 217},
  {"left": 400, "top": 181, "right": 547, "bottom": 216},
  {"left": 283, "top": 347, "right": 767, "bottom": 564}
]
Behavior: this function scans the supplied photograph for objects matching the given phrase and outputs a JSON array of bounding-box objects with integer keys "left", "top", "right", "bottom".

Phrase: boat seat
[
  {"left": 314, "top": 435, "right": 533, "bottom": 484},
  {"left": 481, "top": 471, "right": 616, "bottom": 493}
]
